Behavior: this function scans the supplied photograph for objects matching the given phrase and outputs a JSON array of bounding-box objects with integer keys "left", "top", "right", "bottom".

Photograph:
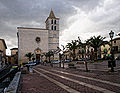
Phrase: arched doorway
[{"left": 35, "top": 48, "right": 41, "bottom": 62}]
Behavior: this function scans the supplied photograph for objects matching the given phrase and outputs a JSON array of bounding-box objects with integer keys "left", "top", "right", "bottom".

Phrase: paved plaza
[{"left": 21, "top": 61, "right": 120, "bottom": 93}]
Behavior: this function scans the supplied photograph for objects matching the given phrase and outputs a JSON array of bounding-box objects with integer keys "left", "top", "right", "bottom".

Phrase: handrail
[
  {"left": 5, "top": 72, "right": 21, "bottom": 93},
  {"left": 0, "top": 66, "right": 18, "bottom": 83},
  {"left": 0, "top": 65, "right": 9, "bottom": 73},
  {"left": 0, "top": 66, "right": 11, "bottom": 83}
]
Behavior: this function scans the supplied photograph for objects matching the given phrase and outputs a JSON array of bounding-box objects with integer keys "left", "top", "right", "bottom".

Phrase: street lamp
[
  {"left": 109, "top": 30, "right": 114, "bottom": 72},
  {"left": 109, "top": 30, "right": 114, "bottom": 41}
]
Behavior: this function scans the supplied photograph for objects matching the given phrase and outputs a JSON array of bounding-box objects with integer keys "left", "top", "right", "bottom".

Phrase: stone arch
[{"left": 34, "top": 47, "right": 42, "bottom": 62}]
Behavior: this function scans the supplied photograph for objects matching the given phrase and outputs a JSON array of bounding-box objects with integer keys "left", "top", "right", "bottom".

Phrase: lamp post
[
  {"left": 0, "top": 50, "right": 2, "bottom": 67},
  {"left": 109, "top": 30, "right": 114, "bottom": 72}
]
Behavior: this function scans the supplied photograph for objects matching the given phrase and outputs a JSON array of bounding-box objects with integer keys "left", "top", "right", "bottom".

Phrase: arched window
[
  {"left": 51, "top": 25, "right": 53, "bottom": 30},
  {"left": 51, "top": 19, "right": 53, "bottom": 24},
  {"left": 54, "top": 20, "right": 56, "bottom": 24},
  {"left": 54, "top": 26, "right": 56, "bottom": 30}
]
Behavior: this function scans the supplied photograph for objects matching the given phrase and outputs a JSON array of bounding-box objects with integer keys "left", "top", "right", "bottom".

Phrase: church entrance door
[{"left": 36, "top": 54, "right": 40, "bottom": 61}]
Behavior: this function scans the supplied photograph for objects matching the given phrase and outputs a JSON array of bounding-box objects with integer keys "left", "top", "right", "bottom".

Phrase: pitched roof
[
  {"left": 10, "top": 48, "right": 18, "bottom": 50},
  {"left": 0, "top": 39, "right": 7, "bottom": 49},
  {"left": 113, "top": 37, "right": 120, "bottom": 41},
  {"left": 45, "top": 10, "right": 59, "bottom": 23},
  {"left": 49, "top": 10, "right": 56, "bottom": 18}
]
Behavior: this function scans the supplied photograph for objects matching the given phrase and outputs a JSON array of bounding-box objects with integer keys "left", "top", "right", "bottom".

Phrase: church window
[
  {"left": 51, "top": 25, "right": 53, "bottom": 30},
  {"left": 54, "top": 26, "right": 56, "bottom": 30},
  {"left": 35, "top": 37, "right": 41, "bottom": 43},
  {"left": 54, "top": 20, "right": 56, "bottom": 24},
  {"left": 113, "top": 46, "right": 118, "bottom": 52},
  {"left": 51, "top": 19, "right": 53, "bottom": 24},
  {"left": 114, "top": 40, "right": 116, "bottom": 44},
  {"left": 53, "top": 34, "right": 56, "bottom": 37}
]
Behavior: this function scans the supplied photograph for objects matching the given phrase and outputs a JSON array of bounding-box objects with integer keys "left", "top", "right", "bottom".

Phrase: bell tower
[{"left": 45, "top": 10, "right": 59, "bottom": 52}]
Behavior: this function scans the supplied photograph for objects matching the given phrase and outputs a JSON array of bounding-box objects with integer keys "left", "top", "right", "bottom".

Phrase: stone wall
[{"left": 18, "top": 28, "right": 48, "bottom": 63}]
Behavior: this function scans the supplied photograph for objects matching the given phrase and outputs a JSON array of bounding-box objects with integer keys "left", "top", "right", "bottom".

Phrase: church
[{"left": 17, "top": 10, "right": 59, "bottom": 63}]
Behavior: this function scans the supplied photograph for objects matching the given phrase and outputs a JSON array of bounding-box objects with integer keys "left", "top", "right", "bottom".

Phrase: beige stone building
[
  {"left": 0, "top": 39, "right": 7, "bottom": 61},
  {"left": 101, "top": 36, "right": 120, "bottom": 59},
  {"left": 17, "top": 10, "right": 59, "bottom": 63},
  {"left": 9, "top": 48, "right": 18, "bottom": 65},
  {"left": 0, "top": 39, "right": 7, "bottom": 55},
  {"left": 11, "top": 48, "right": 18, "bottom": 56},
  {"left": 112, "top": 37, "right": 120, "bottom": 58},
  {"left": 101, "top": 42, "right": 110, "bottom": 58}
]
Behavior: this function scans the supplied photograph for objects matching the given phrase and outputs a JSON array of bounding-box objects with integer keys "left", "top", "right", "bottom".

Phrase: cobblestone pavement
[
  {"left": 75, "top": 60, "right": 120, "bottom": 72},
  {"left": 21, "top": 61, "right": 120, "bottom": 93},
  {"left": 21, "top": 72, "right": 69, "bottom": 93}
]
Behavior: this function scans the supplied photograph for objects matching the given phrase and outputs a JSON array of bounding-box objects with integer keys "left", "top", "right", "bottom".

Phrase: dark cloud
[
  {"left": 0, "top": 0, "right": 77, "bottom": 49},
  {"left": 0, "top": 0, "right": 120, "bottom": 50}
]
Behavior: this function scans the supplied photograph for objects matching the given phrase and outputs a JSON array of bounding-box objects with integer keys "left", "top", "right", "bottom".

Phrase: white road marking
[
  {"left": 34, "top": 69, "right": 80, "bottom": 93},
  {"left": 52, "top": 69, "right": 120, "bottom": 87},
  {"left": 38, "top": 68, "right": 115, "bottom": 93}
]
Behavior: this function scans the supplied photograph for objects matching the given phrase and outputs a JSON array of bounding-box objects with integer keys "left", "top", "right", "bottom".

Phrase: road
[{"left": 21, "top": 61, "right": 120, "bottom": 93}]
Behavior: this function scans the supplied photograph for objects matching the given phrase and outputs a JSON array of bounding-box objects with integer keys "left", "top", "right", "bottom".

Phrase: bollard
[{"left": 29, "top": 66, "right": 33, "bottom": 73}]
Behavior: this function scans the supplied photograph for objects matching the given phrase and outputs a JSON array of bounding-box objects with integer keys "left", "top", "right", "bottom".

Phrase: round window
[{"left": 36, "top": 37, "right": 40, "bottom": 43}]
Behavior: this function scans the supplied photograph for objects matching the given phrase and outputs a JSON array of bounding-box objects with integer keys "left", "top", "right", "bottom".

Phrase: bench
[{"left": 68, "top": 64, "right": 76, "bottom": 69}]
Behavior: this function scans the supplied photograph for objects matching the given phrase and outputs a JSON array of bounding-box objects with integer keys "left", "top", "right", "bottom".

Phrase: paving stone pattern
[
  {"left": 36, "top": 68, "right": 102, "bottom": 93},
  {"left": 21, "top": 73, "right": 69, "bottom": 93},
  {"left": 36, "top": 65, "right": 120, "bottom": 93},
  {"left": 21, "top": 61, "right": 120, "bottom": 93}
]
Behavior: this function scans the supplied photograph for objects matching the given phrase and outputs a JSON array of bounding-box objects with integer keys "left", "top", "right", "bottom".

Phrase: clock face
[{"left": 36, "top": 37, "right": 40, "bottom": 43}]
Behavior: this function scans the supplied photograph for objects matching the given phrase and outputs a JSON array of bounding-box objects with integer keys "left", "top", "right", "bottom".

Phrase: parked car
[
  {"left": 97, "top": 57, "right": 102, "bottom": 60},
  {"left": 25, "top": 61, "right": 37, "bottom": 66},
  {"left": 78, "top": 58, "right": 85, "bottom": 61},
  {"left": 51, "top": 60, "right": 60, "bottom": 63},
  {"left": 34, "top": 61, "right": 40, "bottom": 65},
  {"left": 78, "top": 58, "right": 90, "bottom": 61},
  {"left": 116, "top": 56, "right": 120, "bottom": 60},
  {"left": 102, "top": 56, "right": 110, "bottom": 60},
  {"left": 65, "top": 59, "right": 71, "bottom": 62}
]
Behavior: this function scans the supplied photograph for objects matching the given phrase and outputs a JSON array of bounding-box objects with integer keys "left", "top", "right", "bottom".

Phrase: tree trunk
[
  {"left": 94, "top": 48, "right": 97, "bottom": 60},
  {"left": 63, "top": 55, "right": 64, "bottom": 68},
  {"left": 85, "top": 46, "right": 88, "bottom": 72},
  {"left": 49, "top": 57, "right": 50, "bottom": 63},
  {"left": 59, "top": 59, "right": 61, "bottom": 67},
  {"left": 53, "top": 54, "right": 54, "bottom": 60},
  {"left": 73, "top": 49, "right": 76, "bottom": 61}
]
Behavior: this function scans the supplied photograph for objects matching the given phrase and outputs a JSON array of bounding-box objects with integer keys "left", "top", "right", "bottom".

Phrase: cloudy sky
[{"left": 0, "top": 0, "right": 120, "bottom": 54}]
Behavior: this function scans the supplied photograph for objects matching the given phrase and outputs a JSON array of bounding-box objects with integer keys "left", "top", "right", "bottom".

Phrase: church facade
[{"left": 17, "top": 10, "right": 59, "bottom": 63}]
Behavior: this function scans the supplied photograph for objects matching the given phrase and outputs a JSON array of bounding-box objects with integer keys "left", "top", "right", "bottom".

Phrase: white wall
[{"left": 18, "top": 28, "right": 48, "bottom": 62}]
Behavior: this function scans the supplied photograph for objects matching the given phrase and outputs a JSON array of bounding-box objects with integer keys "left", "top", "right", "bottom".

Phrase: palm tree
[
  {"left": 44, "top": 53, "right": 47, "bottom": 60},
  {"left": 86, "top": 35, "right": 106, "bottom": 60},
  {"left": 25, "top": 52, "right": 34, "bottom": 61},
  {"left": 46, "top": 51, "right": 54, "bottom": 63},
  {"left": 77, "top": 37, "right": 89, "bottom": 71},
  {"left": 77, "top": 37, "right": 85, "bottom": 59},
  {"left": 66, "top": 40, "right": 78, "bottom": 61}
]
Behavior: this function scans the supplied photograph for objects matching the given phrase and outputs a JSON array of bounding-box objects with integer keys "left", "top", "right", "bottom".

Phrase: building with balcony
[
  {"left": 101, "top": 36, "right": 120, "bottom": 59},
  {"left": 112, "top": 37, "right": 120, "bottom": 58}
]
